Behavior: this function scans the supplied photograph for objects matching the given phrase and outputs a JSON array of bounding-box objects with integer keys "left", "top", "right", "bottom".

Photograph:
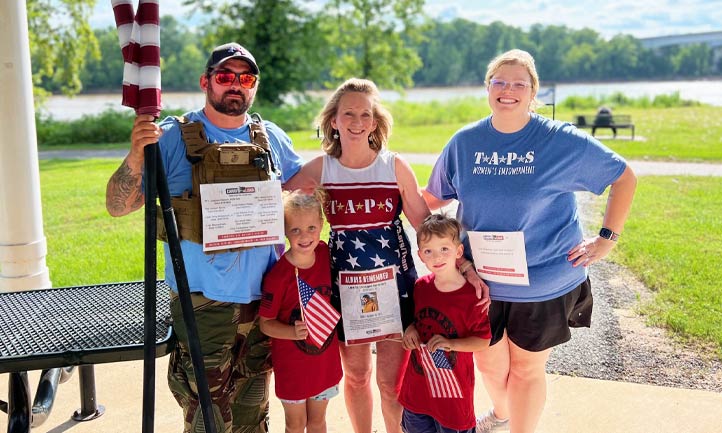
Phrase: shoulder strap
[
  {"left": 249, "top": 112, "right": 270, "bottom": 151},
  {"left": 248, "top": 113, "right": 280, "bottom": 176},
  {"left": 174, "top": 115, "right": 210, "bottom": 161}
]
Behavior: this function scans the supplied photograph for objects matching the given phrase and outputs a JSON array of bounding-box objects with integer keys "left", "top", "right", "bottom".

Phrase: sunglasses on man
[{"left": 211, "top": 70, "right": 258, "bottom": 89}]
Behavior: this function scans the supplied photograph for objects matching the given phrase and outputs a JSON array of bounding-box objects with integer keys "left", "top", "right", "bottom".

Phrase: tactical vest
[{"left": 156, "top": 113, "right": 279, "bottom": 253}]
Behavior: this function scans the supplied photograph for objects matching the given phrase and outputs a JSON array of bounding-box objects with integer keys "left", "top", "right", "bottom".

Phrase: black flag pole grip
[
  {"left": 151, "top": 147, "right": 218, "bottom": 433},
  {"left": 142, "top": 143, "right": 158, "bottom": 433}
]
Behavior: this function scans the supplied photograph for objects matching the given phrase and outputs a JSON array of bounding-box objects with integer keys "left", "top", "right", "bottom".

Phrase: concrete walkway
[
  {"left": 39, "top": 149, "right": 722, "bottom": 177},
  {"left": 2, "top": 356, "right": 721, "bottom": 433},
  {"left": 301, "top": 150, "right": 722, "bottom": 176}
]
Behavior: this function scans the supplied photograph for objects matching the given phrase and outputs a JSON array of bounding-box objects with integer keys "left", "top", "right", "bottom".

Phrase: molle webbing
[
  {"left": 177, "top": 117, "right": 209, "bottom": 161},
  {"left": 156, "top": 114, "right": 276, "bottom": 253}
]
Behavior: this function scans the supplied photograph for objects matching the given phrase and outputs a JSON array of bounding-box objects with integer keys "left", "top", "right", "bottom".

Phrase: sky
[{"left": 91, "top": 0, "right": 722, "bottom": 40}]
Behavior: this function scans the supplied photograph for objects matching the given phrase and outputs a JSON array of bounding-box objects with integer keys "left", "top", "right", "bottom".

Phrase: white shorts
[{"left": 279, "top": 384, "right": 340, "bottom": 405}]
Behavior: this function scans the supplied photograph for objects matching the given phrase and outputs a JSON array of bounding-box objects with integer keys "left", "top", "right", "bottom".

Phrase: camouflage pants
[{"left": 167, "top": 293, "right": 271, "bottom": 433}]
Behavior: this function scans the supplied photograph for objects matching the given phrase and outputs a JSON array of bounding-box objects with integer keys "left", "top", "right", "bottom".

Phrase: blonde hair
[
  {"left": 317, "top": 78, "right": 393, "bottom": 158},
  {"left": 282, "top": 189, "right": 326, "bottom": 222},
  {"left": 485, "top": 49, "right": 543, "bottom": 111},
  {"left": 416, "top": 214, "right": 462, "bottom": 247}
]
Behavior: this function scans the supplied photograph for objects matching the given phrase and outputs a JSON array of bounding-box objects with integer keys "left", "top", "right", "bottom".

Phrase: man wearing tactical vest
[{"left": 106, "top": 42, "right": 307, "bottom": 433}]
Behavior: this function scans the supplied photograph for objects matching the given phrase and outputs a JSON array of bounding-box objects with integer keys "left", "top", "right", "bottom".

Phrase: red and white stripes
[
  {"left": 111, "top": 0, "right": 161, "bottom": 117},
  {"left": 418, "top": 347, "right": 463, "bottom": 399}
]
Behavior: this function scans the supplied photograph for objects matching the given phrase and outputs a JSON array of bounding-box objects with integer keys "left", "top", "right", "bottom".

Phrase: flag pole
[
  {"left": 295, "top": 267, "right": 305, "bottom": 322},
  {"left": 142, "top": 142, "right": 158, "bottom": 433},
  {"left": 111, "top": 0, "right": 216, "bottom": 430}
]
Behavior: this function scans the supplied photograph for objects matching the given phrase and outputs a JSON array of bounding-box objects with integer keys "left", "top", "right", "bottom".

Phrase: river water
[{"left": 41, "top": 79, "right": 722, "bottom": 120}]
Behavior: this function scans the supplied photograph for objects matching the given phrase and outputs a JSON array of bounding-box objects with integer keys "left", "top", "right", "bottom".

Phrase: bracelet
[{"left": 459, "top": 261, "right": 474, "bottom": 275}]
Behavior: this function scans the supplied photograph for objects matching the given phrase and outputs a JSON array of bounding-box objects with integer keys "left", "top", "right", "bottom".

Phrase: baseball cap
[{"left": 206, "top": 43, "right": 259, "bottom": 74}]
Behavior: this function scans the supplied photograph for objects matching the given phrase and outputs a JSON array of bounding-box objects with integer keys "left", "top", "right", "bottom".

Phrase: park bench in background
[
  {"left": 0, "top": 281, "right": 174, "bottom": 432},
  {"left": 574, "top": 114, "right": 635, "bottom": 140}
]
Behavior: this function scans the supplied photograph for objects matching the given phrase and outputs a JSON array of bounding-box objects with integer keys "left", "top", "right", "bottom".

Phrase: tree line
[
  {"left": 30, "top": 0, "right": 720, "bottom": 106},
  {"left": 412, "top": 20, "right": 719, "bottom": 85}
]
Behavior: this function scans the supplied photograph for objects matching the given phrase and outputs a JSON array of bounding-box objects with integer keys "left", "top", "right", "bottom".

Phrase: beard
[{"left": 207, "top": 86, "right": 252, "bottom": 116}]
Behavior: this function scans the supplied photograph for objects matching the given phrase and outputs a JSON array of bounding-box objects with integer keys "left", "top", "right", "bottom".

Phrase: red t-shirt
[
  {"left": 398, "top": 273, "right": 491, "bottom": 430},
  {"left": 260, "top": 242, "right": 342, "bottom": 400}
]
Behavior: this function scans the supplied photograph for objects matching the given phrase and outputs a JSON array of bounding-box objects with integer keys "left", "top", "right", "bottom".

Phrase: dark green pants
[{"left": 167, "top": 293, "right": 271, "bottom": 433}]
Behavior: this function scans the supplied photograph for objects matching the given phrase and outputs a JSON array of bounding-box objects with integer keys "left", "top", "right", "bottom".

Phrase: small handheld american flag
[
  {"left": 418, "top": 346, "right": 463, "bottom": 399},
  {"left": 297, "top": 269, "right": 340, "bottom": 348}
]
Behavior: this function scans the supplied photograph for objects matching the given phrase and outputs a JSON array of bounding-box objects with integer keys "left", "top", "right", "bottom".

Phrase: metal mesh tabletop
[{"left": 0, "top": 281, "right": 174, "bottom": 373}]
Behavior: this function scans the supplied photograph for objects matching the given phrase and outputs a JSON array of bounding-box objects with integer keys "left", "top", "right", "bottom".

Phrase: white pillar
[{"left": 0, "top": 0, "right": 51, "bottom": 291}]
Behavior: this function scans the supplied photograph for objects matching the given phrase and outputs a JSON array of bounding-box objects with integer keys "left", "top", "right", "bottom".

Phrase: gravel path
[
  {"left": 549, "top": 192, "right": 722, "bottom": 392},
  {"left": 549, "top": 255, "right": 722, "bottom": 392}
]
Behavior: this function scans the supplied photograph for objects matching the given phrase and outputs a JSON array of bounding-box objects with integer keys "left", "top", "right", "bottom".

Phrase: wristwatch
[{"left": 599, "top": 227, "right": 620, "bottom": 242}]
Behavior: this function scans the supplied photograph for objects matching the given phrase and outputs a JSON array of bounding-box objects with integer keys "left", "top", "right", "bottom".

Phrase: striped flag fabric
[
  {"left": 111, "top": 0, "right": 162, "bottom": 117},
  {"left": 418, "top": 346, "right": 463, "bottom": 399},
  {"left": 297, "top": 275, "right": 340, "bottom": 348}
]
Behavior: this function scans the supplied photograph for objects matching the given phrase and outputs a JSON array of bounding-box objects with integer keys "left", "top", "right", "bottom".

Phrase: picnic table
[
  {"left": 0, "top": 281, "right": 174, "bottom": 432},
  {"left": 573, "top": 114, "right": 635, "bottom": 139}
]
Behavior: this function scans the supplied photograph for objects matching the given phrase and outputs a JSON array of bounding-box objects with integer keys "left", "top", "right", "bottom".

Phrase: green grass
[
  {"left": 39, "top": 142, "right": 128, "bottom": 151},
  {"left": 40, "top": 159, "right": 162, "bottom": 286},
  {"left": 288, "top": 105, "right": 722, "bottom": 161},
  {"left": 42, "top": 104, "right": 722, "bottom": 163},
  {"left": 288, "top": 122, "right": 472, "bottom": 154},
  {"left": 555, "top": 106, "right": 722, "bottom": 162},
  {"left": 606, "top": 176, "right": 722, "bottom": 357}
]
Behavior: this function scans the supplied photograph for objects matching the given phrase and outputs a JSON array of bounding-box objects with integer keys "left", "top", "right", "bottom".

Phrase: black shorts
[{"left": 488, "top": 278, "right": 593, "bottom": 352}]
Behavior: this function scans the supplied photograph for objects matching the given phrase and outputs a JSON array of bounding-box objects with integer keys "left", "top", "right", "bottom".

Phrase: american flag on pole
[
  {"left": 418, "top": 346, "right": 463, "bottom": 399},
  {"left": 111, "top": 0, "right": 162, "bottom": 117},
  {"left": 111, "top": 3, "right": 165, "bottom": 432},
  {"left": 297, "top": 274, "right": 340, "bottom": 349}
]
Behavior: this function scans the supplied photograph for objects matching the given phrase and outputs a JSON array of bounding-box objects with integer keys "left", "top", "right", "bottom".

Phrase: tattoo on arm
[{"left": 107, "top": 160, "right": 144, "bottom": 215}]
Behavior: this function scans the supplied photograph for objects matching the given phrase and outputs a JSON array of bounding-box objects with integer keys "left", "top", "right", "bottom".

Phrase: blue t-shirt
[
  {"left": 155, "top": 109, "right": 303, "bottom": 303},
  {"left": 426, "top": 114, "right": 626, "bottom": 302}
]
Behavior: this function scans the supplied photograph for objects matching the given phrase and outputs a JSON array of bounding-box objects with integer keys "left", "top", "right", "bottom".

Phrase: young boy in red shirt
[{"left": 399, "top": 214, "right": 491, "bottom": 433}]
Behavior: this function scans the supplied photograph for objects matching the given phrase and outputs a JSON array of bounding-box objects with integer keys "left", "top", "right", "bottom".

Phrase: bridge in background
[
  {"left": 640, "top": 31, "right": 722, "bottom": 72},
  {"left": 639, "top": 31, "right": 722, "bottom": 49}
]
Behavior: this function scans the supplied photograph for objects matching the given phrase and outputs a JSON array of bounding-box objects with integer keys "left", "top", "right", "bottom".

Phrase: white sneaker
[{"left": 476, "top": 408, "right": 509, "bottom": 432}]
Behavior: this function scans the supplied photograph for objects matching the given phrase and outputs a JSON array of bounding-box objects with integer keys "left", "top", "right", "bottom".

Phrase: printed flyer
[
  {"left": 467, "top": 231, "right": 530, "bottom": 286},
  {"left": 338, "top": 266, "right": 403, "bottom": 344},
  {"left": 199, "top": 180, "right": 284, "bottom": 252}
]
